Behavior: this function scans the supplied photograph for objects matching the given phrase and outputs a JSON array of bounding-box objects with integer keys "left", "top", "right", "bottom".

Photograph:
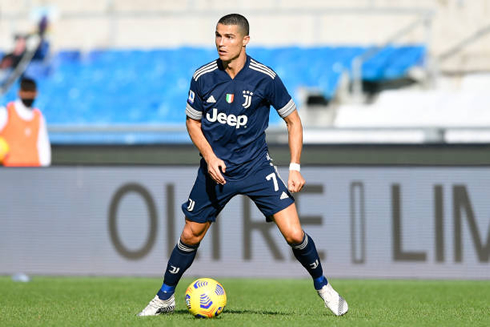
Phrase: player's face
[{"left": 215, "top": 23, "right": 249, "bottom": 63}]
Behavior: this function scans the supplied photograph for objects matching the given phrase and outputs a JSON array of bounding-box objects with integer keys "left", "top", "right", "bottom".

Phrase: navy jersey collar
[{"left": 217, "top": 55, "right": 251, "bottom": 80}]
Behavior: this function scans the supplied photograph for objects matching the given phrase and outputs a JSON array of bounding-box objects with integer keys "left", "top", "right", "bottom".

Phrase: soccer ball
[
  {"left": 0, "top": 137, "right": 9, "bottom": 163},
  {"left": 185, "top": 278, "right": 227, "bottom": 318}
]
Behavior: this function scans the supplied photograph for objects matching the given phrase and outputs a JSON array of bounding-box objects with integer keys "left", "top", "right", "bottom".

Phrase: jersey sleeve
[
  {"left": 37, "top": 114, "right": 51, "bottom": 167},
  {"left": 185, "top": 77, "right": 203, "bottom": 120},
  {"left": 268, "top": 74, "right": 297, "bottom": 118},
  {"left": 0, "top": 106, "right": 7, "bottom": 131}
]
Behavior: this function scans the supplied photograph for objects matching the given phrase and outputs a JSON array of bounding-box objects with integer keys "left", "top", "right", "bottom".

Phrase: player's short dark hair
[
  {"left": 218, "top": 13, "right": 249, "bottom": 36},
  {"left": 20, "top": 77, "right": 37, "bottom": 92}
]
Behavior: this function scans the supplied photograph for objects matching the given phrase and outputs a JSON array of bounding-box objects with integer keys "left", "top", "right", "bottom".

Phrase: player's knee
[
  {"left": 181, "top": 226, "right": 206, "bottom": 246},
  {"left": 180, "top": 230, "right": 202, "bottom": 246},
  {"left": 285, "top": 229, "right": 305, "bottom": 245}
]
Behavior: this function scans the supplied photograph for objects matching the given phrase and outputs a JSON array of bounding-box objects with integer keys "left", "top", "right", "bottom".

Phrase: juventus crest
[{"left": 242, "top": 90, "right": 253, "bottom": 109}]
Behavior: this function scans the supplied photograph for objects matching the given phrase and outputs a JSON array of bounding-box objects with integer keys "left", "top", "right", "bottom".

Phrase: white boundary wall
[
  {"left": 1, "top": 1, "right": 490, "bottom": 57},
  {"left": 0, "top": 165, "right": 489, "bottom": 279}
]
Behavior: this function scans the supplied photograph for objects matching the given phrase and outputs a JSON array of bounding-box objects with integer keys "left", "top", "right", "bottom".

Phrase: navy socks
[
  {"left": 158, "top": 233, "right": 327, "bottom": 300},
  {"left": 290, "top": 232, "right": 328, "bottom": 290},
  {"left": 157, "top": 284, "right": 175, "bottom": 300},
  {"left": 314, "top": 276, "right": 328, "bottom": 290},
  {"left": 157, "top": 239, "right": 199, "bottom": 300}
]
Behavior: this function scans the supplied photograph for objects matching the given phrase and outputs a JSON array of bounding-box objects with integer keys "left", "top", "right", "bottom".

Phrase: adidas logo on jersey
[
  {"left": 206, "top": 108, "right": 248, "bottom": 129},
  {"left": 280, "top": 192, "right": 289, "bottom": 200},
  {"left": 207, "top": 95, "right": 216, "bottom": 103}
]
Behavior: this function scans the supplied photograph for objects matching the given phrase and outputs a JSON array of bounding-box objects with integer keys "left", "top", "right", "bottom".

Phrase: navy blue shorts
[{"left": 182, "top": 156, "right": 295, "bottom": 223}]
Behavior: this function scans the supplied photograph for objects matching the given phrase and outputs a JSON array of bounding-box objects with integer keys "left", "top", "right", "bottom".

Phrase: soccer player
[{"left": 138, "top": 13, "right": 348, "bottom": 317}]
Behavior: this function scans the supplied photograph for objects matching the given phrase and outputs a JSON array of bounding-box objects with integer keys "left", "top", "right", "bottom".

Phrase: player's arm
[
  {"left": 186, "top": 116, "right": 227, "bottom": 185},
  {"left": 37, "top": 115, "right": 51, "bottom": 166},
  {"left": 283, "top": 110, "right": 305, "bottom": 193},
  {"left": 0, "top": 106, "right": 7, "bottom": 131},
  {"left": 0, "top": 107, "right": 8, "bottom": 165}
]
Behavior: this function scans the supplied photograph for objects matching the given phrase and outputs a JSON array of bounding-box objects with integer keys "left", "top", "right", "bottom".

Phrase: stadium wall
[
  {"left": 51, "top": 143, "right": 490, "bottom": 166},
  {"left": 1, "top": 165, "right": 489, "bottom": 279}
]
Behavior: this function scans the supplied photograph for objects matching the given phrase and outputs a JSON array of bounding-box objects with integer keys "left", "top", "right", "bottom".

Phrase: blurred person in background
[
  {"left": 0, "top": 15, "right": 50, "bottom": 75},
  {"left": 31, "top": 15, "right": 51, "bottom": 62},
  {"left": 0, "top": 34, "right": 27, "bottom": 71},
  {"left": 138, "top": 13, "right": 348, "bottom": 317},
  {"left": 0, "top": 77, "right": 51, "bottom": 167}
]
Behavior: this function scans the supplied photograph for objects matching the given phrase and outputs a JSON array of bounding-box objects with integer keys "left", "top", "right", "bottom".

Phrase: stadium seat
[{"left": 0, "top": 45, "right": 425, "bottom": 143}]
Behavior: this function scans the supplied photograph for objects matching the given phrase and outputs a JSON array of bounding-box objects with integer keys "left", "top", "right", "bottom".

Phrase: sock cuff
[
  {"left": 290, "top": 231, "right": 308, "bottom": 250},
  {"left": 161, "top": 283, "right": 176, "bottom": 292},
  {"left": 177, "top": 239, "right": 199, "bottom": 252},
  {"left": 314, "top": 276, "right": 328, "bottom": 290},
  {"left": 157, "top": 284, "right": 176, "bottom": 300}
]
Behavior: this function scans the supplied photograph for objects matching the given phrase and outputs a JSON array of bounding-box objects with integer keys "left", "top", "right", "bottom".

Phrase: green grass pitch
[{"left": 1, "top": 276, "right": 489, "bottom": 326}]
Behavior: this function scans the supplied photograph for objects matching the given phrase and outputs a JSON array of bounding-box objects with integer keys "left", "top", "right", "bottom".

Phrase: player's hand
[
  {"left": 288, "top": 170, "right": 305, "bottom": 193},
  {"left": 206, "top": 156, "right": 227, "bottom": 185}
]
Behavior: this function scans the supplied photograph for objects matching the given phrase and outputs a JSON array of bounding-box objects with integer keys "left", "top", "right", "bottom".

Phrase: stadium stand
[
  {"left": 1, "top": 1, "right": 489, "bottom": 144},
  {"left": 0, "top": 45, "right": 425, "bottom": 143}
]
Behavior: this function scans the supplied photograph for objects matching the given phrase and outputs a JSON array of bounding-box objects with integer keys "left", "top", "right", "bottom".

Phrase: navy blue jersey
[{"left": 186, "top": 55, "right": 296, "bottom": 179}]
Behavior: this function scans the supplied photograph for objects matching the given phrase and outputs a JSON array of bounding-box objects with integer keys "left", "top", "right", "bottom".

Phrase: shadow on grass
[
  {"left": 173, "top": 309, "right": 286, "bottom": 316},
  {"left": 219, "top": 309, "right": 286, "bottom": 315}
]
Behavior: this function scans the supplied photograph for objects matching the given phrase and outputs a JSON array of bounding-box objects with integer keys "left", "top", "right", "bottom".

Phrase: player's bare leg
[
  {"left": 273, "top": 204, "right": 348, "bottom": 316},
  {"left": 272, "top": 203, "right": 304, "bottom": 244},
  {"left": 181, "top": 219, "right": 212, "bottom": 245}
]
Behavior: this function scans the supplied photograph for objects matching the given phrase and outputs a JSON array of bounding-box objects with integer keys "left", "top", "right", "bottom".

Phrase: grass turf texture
[{"left": 0, "top": 277, "right": 489, "bottom": 327}]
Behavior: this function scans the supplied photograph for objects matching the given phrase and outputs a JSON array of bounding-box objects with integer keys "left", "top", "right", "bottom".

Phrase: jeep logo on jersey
[{"left": 206, "top": 108, "right": 247, "bottom": 129}]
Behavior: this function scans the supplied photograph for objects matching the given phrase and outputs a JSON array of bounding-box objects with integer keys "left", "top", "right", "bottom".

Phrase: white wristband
[{"left": 289, "top": 163, "right": 301, "bottom": 172}]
